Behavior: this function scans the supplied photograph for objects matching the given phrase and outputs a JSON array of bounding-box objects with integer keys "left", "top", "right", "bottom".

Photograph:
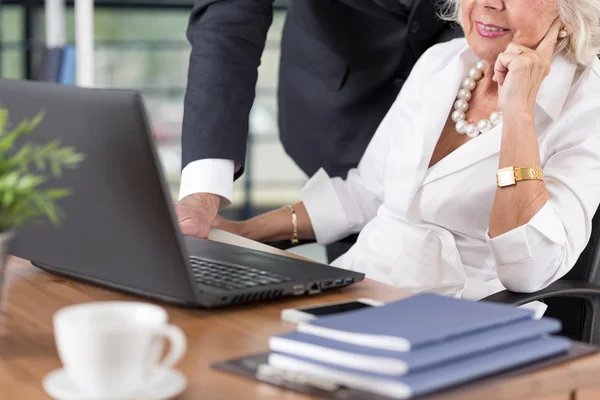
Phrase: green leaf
[
  {"left": 35, "top": 156, "right": 46, "bottom": 171},
  {"left": 30, "top": 193, "right": 52, "bottom": 220},
  {"left": 45, "top": 188, "right": 70, "bottom": 199},
  {"left": 0, "top": 120, "right": 32, "bottom": 154},
  {"left": 51, "top": 161, "right": 62, "bottom": 177},
  {"left": 46, "top": 205, "right": 59, "bottom": 225},
  {"left": 0, "top": 108, "right": 7, "bottom": 134},
  {"left": 28, "top": 110, "right": 45, "bottom": 132},
  {"left": 65, "top": 150, "right": 86, "bottom": 166},
  {"left": 0, "top": 110, "right": 83, "bottom": 229},
  {"left": 15, "top": 174, "right": 45, "bottom": 192},
  {"left": 9, "top": 143, "right": 33, "bottom": 168},
  {"left": 2, "top": 189, "right": 15, "bottom": 208},
  {"left": 0, "top": 171, "right": 20, "bottom": 190}
]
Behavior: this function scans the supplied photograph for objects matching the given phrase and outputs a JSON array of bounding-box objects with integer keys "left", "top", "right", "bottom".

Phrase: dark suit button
[{"left": 410, "top": 22, "right": 420, "bottom": 33}]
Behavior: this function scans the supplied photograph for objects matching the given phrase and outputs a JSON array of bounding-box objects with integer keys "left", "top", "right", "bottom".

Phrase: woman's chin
[
  {"left": 467, "top": 37, "right": 506, "bottom": 63},
  {"left": 472, "top": 48, "right": 503, "bottom": 64}
]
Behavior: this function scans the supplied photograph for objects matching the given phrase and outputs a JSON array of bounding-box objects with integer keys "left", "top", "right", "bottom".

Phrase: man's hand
[{"left": 175, "top": 193, "right": 221, "bottom": 238}]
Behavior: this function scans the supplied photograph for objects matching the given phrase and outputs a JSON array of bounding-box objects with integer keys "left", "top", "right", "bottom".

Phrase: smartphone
[{"left": 281, "top": 298, "right": 384, "bottom": 324}]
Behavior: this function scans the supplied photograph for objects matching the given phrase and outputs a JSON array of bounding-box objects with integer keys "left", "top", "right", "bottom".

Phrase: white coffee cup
[{"left": 53, "top": 301, "right": 186, "bottom": 397}]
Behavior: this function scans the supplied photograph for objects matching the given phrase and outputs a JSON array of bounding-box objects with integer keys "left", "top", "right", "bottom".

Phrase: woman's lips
[{"left": 475, "top": 21, "right": 512, "bottom": 38}]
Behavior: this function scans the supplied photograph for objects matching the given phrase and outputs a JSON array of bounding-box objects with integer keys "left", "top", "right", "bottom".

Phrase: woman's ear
[{"left": 558, "top": 27, "right": 569, "bottom": 38}]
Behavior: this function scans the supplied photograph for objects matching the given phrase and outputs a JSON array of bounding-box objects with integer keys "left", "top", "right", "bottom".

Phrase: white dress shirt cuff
[
  {"left": 179, "top": 159, "right": 235, "bottom": 207},
  {"left": 486, "top": 202, "right": 566, "bottom": 265},
  {"left": 300, "top": 169, "right": 351, "bottom": 246}
]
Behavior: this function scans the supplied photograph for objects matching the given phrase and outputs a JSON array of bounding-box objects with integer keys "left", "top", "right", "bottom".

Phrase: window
[
  {"left": 0, "top": 2, "right": 307, "bottom": 219},
  {"left": 0, "top": 6, "right": 25, "bottom": 79}
]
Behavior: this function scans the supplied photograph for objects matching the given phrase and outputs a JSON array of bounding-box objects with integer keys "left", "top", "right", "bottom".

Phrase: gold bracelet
[{"left": 286, "top": 205, "right": 299, "bottom": 244}]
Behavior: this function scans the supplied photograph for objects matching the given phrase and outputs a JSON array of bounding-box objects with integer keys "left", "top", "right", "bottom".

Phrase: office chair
[
  {"left": 269, "top": 207, "right": 600, "bottom": 344},
  {"left": 484, "top": 206, "right": 600, "bottom": 345}
]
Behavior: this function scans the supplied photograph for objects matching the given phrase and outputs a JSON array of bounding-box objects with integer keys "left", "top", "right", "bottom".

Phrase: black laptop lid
[{"left": 3, "top": 79, "right": 198, "bottom": 305}]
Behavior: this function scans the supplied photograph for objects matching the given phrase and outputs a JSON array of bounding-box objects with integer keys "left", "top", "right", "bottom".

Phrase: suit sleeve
[{"left": 181, "top": 0, "right": 275, "bottom": 179}]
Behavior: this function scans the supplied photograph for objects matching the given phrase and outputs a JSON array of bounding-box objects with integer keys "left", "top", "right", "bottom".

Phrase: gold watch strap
[
  {"left": 497, "top": 165, "right": 544, "bottom": 187},
  {"left": 514, "top": 166, "right": 544, "bottom": 182}
]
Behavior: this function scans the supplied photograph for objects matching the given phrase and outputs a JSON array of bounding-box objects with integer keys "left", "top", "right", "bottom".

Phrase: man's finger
[
  {"left": 173, "top": 204, "right": 190, "bottom": 223},
  {"left": 179, "top": 218, "right": 210, "bottom": 238}
]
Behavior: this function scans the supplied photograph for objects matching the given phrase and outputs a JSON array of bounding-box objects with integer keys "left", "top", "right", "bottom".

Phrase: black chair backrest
[
  {"left": 545, "top": 206, "right": 600, "bottom": 341},
  {"left": 563, "top": 207, "right": 600, "bottom": 284}
]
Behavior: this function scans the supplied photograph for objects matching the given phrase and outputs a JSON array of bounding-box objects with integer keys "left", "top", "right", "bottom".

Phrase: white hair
[{"left": 438, "top": 0, "right": 600, "bottom": 68}]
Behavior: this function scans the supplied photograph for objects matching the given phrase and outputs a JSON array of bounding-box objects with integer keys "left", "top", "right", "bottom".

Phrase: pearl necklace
[{"left": 451, "top": 60, "right": 502, "bottom": 138}]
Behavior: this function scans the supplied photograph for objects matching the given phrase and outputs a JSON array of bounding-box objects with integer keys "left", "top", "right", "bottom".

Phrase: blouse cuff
[
  {"left": 300, "top": 168, "right": 351, "bottom": 245},
  {"left": 486, "top": 202, "right": 566, "bottom": 265}
]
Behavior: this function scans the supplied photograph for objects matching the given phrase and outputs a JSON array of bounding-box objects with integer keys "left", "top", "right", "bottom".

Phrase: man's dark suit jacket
[{"left": 182, "top": 0, "right": 463, "bottom": 180}]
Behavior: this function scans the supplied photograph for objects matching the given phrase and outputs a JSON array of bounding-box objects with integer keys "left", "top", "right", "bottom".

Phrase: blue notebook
[
  {"left": 59, "top": 44, "right": 76, "bottom": 85},
  {"left": 269, "top": 336, "right": 571, "bottom": 399},
  {"left": 271, "top": 318, "right": 561, "bottom": 375},
  {"left": 298, "top": 293, "right": 535, "bottom": 351}
]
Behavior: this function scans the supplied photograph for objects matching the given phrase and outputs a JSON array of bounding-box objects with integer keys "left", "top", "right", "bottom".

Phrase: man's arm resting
[
  {"left": 176, "top": 158, "right": 235, "bottom": 239},
  {"left": 178, "top": 0, "right": 275, "bottom": 238}
]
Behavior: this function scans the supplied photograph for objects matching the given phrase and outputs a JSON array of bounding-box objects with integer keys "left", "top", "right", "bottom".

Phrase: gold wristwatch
[{"left": 496, "top": 166, "right": 544, "bottom": 187}]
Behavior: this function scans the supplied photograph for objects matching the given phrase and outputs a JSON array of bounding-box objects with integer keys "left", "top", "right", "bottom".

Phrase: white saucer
[{"left": 42, "top": 368, "right": 187, "bottom": 400}]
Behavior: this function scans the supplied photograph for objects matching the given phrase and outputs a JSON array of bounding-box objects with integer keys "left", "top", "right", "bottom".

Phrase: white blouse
[{"left": 300, "top": 38, "right": 600, "bottom": 300}]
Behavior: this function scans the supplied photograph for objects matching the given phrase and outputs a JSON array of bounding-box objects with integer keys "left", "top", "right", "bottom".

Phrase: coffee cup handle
[{"left": 153, "top": 324, "right": 187, "bottom": 370}]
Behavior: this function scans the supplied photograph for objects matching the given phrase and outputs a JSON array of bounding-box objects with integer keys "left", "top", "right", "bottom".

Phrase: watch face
[{"left": 497, "top": 167, "right": 516, "bottom": 187}]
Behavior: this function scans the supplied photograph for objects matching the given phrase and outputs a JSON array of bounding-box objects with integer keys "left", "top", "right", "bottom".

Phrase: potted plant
[{"left": 0, "top": 109, "right": 84, "bottom": 295}]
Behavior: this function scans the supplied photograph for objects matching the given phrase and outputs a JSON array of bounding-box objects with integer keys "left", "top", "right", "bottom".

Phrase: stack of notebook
[{"left": 268, "top": 293, "right": 570, "bottom": 399}]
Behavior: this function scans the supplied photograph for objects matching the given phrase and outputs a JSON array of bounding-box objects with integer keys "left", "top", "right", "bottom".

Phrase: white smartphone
[{"left": 281, "top": 298, "right": 384, "bottom": 324}]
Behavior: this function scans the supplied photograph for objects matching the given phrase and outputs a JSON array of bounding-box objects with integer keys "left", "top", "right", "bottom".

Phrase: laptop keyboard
[{"left": 188, "top": 256, "right": 291, "bottom": 291}]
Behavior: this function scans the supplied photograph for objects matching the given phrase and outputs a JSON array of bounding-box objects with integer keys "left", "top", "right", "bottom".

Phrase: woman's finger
[
  {"left": 504, "top": 42, "right": 533, "bottom": 55},
  {"left": 494, "top": 52, "right": 518, "bottom": 86},
  {"left": 537, "top": 17, "right": 562, "bottom": 58},
  {"left": 495, "top": 44, "right": 532, "bottom": 85}
]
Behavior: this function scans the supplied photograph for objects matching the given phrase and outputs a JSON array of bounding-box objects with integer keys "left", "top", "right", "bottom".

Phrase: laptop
[{"left": 3, "top": 78, "right": 364, "bottom": 308}]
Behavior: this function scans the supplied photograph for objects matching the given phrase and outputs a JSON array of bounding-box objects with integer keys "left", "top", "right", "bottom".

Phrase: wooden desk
[{"left": 1, "top": 229, "right": 600, "bottom": 400}]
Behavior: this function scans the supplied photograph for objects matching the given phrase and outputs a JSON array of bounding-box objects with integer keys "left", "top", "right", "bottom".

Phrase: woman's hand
[
  {"left": 210, "top": 202, "right": 316, "bottom": 244},
  {"left": 493, "top": 18, "right": 561, "bottom": 117},
  {"left": 212, "top": 214, "right": 249, "bottom": 238}
]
